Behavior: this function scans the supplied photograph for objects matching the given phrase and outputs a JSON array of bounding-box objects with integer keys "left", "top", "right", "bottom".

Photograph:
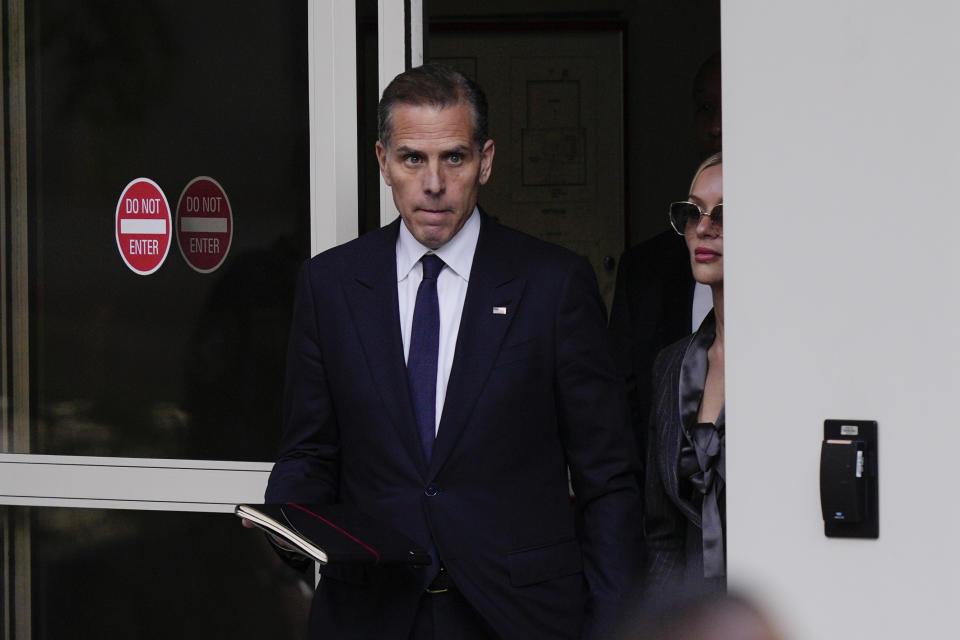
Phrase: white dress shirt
[
  {"left": 692, "top": 282, "right": 714, "bottom": 331},
  {"left": 396, "top": 207, "right": 480, "bottom": 435}
]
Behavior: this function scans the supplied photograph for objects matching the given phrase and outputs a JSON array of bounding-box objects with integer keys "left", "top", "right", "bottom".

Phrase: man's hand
[
  {"left": 268, "top": 534, "right": 299, "bottom": 552},
  {"left": 241, "top": 518, "right": 300, "bottom": 552}
]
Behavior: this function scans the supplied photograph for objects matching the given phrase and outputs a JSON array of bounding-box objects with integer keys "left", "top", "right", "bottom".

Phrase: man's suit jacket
[
  {"left": 266, "top": 213, "right": 643, "bottom": 640},
  {"left": 608, "top": 230, "right": 695, "bottom": 466}
]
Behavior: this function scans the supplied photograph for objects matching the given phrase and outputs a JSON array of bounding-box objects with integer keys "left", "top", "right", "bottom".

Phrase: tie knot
[{"left": 420, "top": 254, "right": 444, "bottom": 280}]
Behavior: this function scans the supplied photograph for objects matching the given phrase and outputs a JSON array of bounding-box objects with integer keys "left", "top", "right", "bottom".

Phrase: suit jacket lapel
[
  {"left": 429, "top": 217, "right": 525, "bottom": 478},
  {"left": 662, "top": 337, "right": 701, "bottom": 525},
  {"left": 343, "top": 220, "right": 428, "bottom": 475}
]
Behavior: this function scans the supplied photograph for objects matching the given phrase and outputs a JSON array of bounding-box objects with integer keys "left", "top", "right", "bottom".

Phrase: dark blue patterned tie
[{"left": 407, "top": 254, "right": 444, "bottom": 462}]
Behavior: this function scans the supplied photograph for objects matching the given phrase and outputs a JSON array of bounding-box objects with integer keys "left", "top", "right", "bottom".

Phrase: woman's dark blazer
[{"left": 643, "top": 332, "right": 723, "bottom": 595}]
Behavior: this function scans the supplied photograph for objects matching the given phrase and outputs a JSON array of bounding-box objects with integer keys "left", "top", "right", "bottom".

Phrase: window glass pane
[
  {"left": 23, "top": 507, "right": 310, "bottom": 638},
  {"left": 26, "top": 1, "right": 309, "bottom": 460}
]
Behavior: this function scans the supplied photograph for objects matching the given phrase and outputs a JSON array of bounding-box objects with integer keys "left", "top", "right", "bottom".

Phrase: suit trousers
[{"left": 408, "top": 589, "right": 499, "bottom": 640}]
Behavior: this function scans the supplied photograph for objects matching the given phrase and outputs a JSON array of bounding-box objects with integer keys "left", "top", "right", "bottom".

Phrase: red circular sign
[
  {"left": 176, "top": 177, "right": 233, "bottom": 273},
  {"left": 115, "top": 178, "right": 172, "bottom": 275}
]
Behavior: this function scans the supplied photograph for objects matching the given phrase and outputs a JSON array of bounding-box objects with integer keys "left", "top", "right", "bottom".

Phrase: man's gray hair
[{"left": 377, "top": 64, "right": 489, "bottom": 151}]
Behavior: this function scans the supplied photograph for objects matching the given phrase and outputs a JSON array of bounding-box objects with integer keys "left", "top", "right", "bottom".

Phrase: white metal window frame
[{"left": 0, "top": 0, "right": 421, "bottom": 514}]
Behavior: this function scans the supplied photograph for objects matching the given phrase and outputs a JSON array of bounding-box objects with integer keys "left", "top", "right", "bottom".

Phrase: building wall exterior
[{"left": 724, "top": 1, "right": 959, "bottom": 637}]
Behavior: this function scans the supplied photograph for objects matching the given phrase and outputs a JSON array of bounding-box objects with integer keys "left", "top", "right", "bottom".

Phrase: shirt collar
[{"left": 396, "top": 206, "right": 480, "bottom": 282}]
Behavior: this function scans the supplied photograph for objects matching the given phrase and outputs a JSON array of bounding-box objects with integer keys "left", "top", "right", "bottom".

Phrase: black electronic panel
[{"left": 820, "top": 419, "right": 878, "bottom": 538}]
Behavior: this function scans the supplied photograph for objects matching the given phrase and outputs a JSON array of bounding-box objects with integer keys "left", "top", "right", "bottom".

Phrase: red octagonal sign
[
  {"left": 115, "top": 178, "right": 172, "bottom": 275},
  {"left": 176, "top": 177, "right": 233, "bottom": 273}
]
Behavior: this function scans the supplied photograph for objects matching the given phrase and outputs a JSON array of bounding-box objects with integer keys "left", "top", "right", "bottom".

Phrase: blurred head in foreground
[{"left": 618, "top": 591, "right": 783, "bottom": 640}]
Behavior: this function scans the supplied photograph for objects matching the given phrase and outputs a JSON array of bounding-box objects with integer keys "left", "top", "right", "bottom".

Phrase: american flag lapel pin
[{"left": 492, "top": 306, "right": 507, "bottom": 315}]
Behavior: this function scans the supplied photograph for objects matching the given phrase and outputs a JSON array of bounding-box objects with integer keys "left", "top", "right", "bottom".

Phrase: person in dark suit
[
  {"left": 608, "top": 52, "right": 721, "bottom": 466},
  {"left": 645, "top": 153, "right": 725, "bottom": 594},
  {"left": 264, "top": 64, "right": 643, "bottom": 640},
  {"left": 608, "top": 231, "right": 694, "bottom": 465}
]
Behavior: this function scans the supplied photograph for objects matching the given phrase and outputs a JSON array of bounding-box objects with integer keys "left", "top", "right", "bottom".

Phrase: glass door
[
  {"left": 23, "top": 1, "right": 311, "bottom": 464},
  {"left": 0, "top": 1, "right": 382, "bottom": 637}
]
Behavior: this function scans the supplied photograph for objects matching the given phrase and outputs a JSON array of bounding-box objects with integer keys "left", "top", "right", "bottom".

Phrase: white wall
[{"left": 724, "top": 1, "right": 959, "bottom": 638}]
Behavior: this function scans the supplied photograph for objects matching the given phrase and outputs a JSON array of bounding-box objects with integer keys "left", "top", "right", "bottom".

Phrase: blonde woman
[{"left": 645, "top": 153, "right": 726, "bottom": 593}]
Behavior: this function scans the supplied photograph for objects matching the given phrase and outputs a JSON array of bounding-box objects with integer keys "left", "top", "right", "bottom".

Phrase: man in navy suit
[{"left": 265, "top": 64, "right": 642, "bottom": 640}]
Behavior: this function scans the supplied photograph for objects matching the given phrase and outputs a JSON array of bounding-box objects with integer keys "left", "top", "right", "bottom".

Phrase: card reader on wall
[{"left": 820, "top": 419, "right": 878, "bottom": 538}]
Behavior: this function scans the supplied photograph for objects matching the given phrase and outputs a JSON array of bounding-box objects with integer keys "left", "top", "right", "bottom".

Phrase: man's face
[{"left": 376, "top": 102, "right": 494, "bottom": 250}]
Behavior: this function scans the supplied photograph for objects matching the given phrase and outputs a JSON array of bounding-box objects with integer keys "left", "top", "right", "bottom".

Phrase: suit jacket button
[{"left": 425, "top": 484, "right": 439, "bottom": 497}]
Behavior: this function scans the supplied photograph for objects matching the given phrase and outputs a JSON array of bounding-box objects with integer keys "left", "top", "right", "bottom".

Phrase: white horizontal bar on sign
[
  {"left": 120, "top": 219, "right": 167, "bottom": 235},
  {"left": 180, "top": 217, "right": 228, "bottom": 233}
]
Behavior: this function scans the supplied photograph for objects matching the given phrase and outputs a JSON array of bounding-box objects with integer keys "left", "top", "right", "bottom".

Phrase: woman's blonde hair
[{"left": 688, "top": 151, "right": 722, "bottom": 195}]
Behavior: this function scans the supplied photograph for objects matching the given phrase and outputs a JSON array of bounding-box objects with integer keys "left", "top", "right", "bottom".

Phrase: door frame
[
  {"left": 0, "top": 0, "right": 423, "bottom": 638},
  {"left": 0, "top": 2, "right": 420, "bottom": 636},
  {"left": 0, "top": 0, "right": 429, "bottom": 512}
]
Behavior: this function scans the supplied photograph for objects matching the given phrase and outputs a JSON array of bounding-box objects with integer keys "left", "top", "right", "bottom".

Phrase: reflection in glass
[
  {"left": 26, "top": 1, "right": 310, "bottom": 460},
  {"left": 26, "top": 507, "right": 311, "bottom": 638}
]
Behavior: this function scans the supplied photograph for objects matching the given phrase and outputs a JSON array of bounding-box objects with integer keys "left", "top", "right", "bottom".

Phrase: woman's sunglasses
[{"left": 668, "top": 202, "right": 723, "bottom": 236}]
